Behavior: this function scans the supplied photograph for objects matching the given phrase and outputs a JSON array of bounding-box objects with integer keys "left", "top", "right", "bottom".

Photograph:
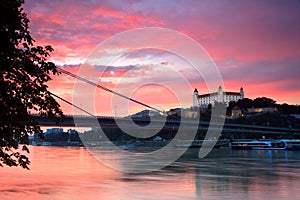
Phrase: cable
[
  {"left": 49, "top": 91, "right": 96, "bottom": 117},
  {"left": 56, "top": 66, "right": 164, "bottom": 114}
]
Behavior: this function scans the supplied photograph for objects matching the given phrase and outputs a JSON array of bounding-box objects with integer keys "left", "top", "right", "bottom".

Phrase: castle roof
[
  {"left": 198, "top": 92, "right": 217, "bottom": 98},
  {"left": 224, "top": 91, "right": 240, "bottom": 96}
]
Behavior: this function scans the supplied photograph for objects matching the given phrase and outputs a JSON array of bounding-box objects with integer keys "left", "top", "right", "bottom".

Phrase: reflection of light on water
[
  {"left": 267, "top": 150, "right": 272, "bottom": 160},
  {"left": 284, "top": 150, "right": 289, "bottom": 161},
  {"left": 2, "top": 147, "right": 300, "bottom": 200}
]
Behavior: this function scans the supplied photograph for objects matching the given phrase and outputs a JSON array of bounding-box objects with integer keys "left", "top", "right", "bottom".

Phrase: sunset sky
[{"left": 24, "top": 0, "right": 300, "bottom": 116}]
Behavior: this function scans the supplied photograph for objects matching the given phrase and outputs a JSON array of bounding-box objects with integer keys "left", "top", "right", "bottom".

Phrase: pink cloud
[
  {"left": 22, "top": 0, "right": 300, "bottom": 113},
  {"left": 92, "top": 7, "right": 123, "bottom": 18},
  {"left": 49, "top": 15, "right": 66, "bottom": 25}
]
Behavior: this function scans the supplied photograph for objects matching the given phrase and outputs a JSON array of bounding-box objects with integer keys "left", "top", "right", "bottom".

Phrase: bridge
[
  {"left": 40, "top": 67, "right": 300, "bottom": 138},
  {"left": 33, "top": 115, "right": 300, "bottom": 137}
]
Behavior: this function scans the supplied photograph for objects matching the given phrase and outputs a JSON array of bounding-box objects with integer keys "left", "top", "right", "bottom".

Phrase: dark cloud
[
  {"left": 23, "top": 0, "right": 300, "bottom": 104},
  {"left": 220, "top": 58, "right": 300, "bottom": 92}
]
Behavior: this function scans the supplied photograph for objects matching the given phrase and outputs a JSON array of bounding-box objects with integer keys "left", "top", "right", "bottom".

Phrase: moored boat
[
  {"left": 231, "top": 139, "right": 300, "bottom": 150},
  {"left": 282, "top": 139, "right": 300, "bottom": 150},
  {"left": 175, "top": 139, "right": 229, "bottom": 148},
  {"left": 231, "top": 140, "right": 285, "bottom": 150}
]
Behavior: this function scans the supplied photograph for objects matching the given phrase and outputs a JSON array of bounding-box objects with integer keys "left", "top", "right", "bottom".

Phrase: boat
[
  {"left": 231, "top": 139, "right": 300, "bottom": 150},
  {"left": 231, "top": 140, "right": 285, "bottom": 150},
  {"left": 282, "top": 139, "right": 300, "bottom": 150},
  {"left": 175, "top": 139, "right": 229, "bottom": 148}
]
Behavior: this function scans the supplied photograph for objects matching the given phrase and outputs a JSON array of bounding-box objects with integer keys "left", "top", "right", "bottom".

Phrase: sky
[{"left": 24, "top": 0, "right": 300, "bottom": 116}]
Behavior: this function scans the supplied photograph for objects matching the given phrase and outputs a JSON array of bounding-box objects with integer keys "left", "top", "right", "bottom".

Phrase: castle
[{"left": 193, "top": 86, "right": 244, "bottom": 108}]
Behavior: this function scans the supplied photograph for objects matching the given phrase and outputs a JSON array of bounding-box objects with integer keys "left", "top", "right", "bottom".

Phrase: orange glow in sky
[{"left": 24, "top": 0, "right": 300, "bottom": 115}]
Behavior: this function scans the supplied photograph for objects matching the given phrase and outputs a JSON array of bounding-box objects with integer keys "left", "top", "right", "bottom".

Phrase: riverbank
[{"left": 31, "top": 139, "right": 231, "bottom": 150}]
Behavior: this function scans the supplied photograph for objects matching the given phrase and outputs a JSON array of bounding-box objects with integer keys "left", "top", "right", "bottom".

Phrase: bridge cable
[
  {"left": 49, "top": 91, "right": 96, "bottom": 117},
  {"left": 55, "top": 67, "right": 164, "bottom": 114}
]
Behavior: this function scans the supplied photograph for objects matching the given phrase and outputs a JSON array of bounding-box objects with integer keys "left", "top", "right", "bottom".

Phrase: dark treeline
[
  {"left": 227, "top": 97, "right": 300, "bottom": 115},
  {"left": 224, "top": 97, "right": 300, "bottom": 129}
]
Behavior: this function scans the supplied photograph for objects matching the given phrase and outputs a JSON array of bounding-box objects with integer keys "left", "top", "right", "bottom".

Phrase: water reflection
[{"left": 1, "top": 146, "right": 300, "bottom": 200}]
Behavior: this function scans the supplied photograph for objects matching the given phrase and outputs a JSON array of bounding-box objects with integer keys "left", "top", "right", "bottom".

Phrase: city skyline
[{"left": 24, "top": 0, "right": 300, "bottom": 116}]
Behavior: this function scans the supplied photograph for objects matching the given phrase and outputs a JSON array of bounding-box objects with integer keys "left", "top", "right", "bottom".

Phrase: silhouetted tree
[
  {"left": 0, "top": 0, "right": 62, "bottom": 169},
  {"left": 253, "top": 97, "right": 276, "bottom": 108},
  {"left": 276, "top": 103, "right": 300, "bottom": 115},
  {"left": 237, "top": 98, "right": 253, "bottom": 109}
]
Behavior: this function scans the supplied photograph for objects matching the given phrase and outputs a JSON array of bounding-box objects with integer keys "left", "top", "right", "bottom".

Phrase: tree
[
  {"left": 237, "top": 98, "right": 253, "bottom": 109},
  {"left": 253, "top": 97, "right": 276, "bottom": 108},
  {"left": 0, "top": 0, "right": 63, "bottom": 169}
]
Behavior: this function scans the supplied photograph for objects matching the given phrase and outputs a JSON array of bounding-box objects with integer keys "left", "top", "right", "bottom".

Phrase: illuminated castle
[{"left": 193, "top": 86, "right": 244, "bottom": 108}]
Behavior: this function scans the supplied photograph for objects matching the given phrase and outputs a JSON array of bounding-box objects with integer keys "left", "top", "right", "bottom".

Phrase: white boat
[
  {"left": 282, "top": 139, "right": 300, "bottom": 150},
  {"left": 231, "top": 139, "right": 300, "bottom": 150},
  {"left": 175, "top": 139, "right": 229, "bottom": 148}
]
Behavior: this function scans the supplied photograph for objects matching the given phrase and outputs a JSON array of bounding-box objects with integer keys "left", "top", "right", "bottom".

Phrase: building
[
  {"left": 131, "top": 110, "right": 161, "bottom": 118},
  {"left": 247, "top": 107, "right": 278, "bottom": 113},
  {"left": 166, "top": 108, "right": 199, "bottom": 119},
  {"left": 193, "top": 86, "right": 244, "bottom": 108},
  {"left": 231, "top": 106, "right": 242, "bottom": 119},
  {"left": 44, "top": 128, "right": 63, "bottom": 135}
]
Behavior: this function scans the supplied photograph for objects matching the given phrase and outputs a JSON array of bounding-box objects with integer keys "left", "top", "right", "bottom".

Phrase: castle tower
[
  {"left": 193, "top": 88, "right": 199, "bottom": 107},
  {"left": 217, "top": 86, "right": 223, "bottom": 103},
  {"left": 240, "top": 87, "right": 244, "bottom": 99},
  {"left": 218, "top": 86, "right": 223, "bottom": 95}
]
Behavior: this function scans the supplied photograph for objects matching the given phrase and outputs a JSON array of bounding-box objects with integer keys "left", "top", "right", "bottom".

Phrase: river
[{"left": 1, "top": 146, "right": 300, "bottom": 200}]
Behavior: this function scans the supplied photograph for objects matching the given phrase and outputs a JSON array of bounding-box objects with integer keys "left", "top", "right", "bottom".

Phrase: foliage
[
  {"left": 228, "top": 96, "right": 300, "bottom": 116},
  {"left": 253, "top": 97, "right": 276, "bottom": 108},
  {"left": 276, "top": 103, "right": 300, "bottom": 115},
  {"left": 228, "top": 97, "right": 276, "bottom": 113},
  {"left": 237, "top": 98, "right": 254, "bottom": 109},
  {"left": 0, "top": 0, "right": 62, "bottom": 169}
]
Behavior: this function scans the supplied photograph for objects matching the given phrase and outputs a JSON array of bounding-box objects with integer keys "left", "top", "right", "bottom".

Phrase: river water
[{"left": 1, "top": 146, "right": 300, "bottom": 200}]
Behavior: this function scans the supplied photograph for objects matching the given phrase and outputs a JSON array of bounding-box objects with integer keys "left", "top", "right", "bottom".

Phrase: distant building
[
  {"left": 44, "top": 128, "right": 63, "bottom": 135},
  {"left": 184, "top": 110, "right": 199, "bottom": 119},
  {"left": 247, "top": 107, "right": 278, "bottom": 113},
  {"left": 166, "top": 108, "right": 199, "bottom": 119},
  {"left": 231, "top": 106, "right": 242, "bottom": 119},
  {"left": 131, "top": 110, "right": 161, "bottom": 118},
  {"left": 193, "top": 86, "right": 244, "bottom": 108}
]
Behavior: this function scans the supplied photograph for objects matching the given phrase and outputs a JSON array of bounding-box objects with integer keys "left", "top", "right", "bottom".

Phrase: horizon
[{"left": 23, "top": 0, "right": 300, "bottom": 116}]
